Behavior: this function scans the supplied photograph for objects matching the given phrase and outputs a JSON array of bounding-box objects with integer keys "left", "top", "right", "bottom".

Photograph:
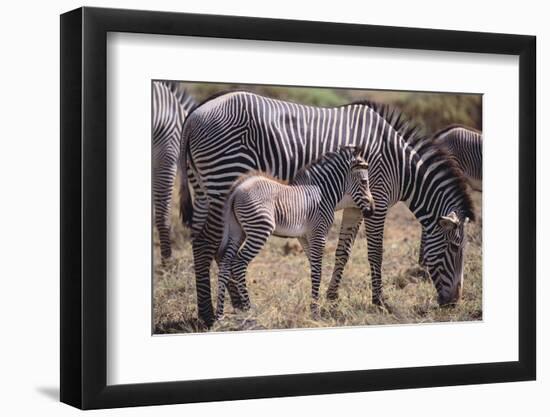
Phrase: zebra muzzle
[
  {"left": 362, "top": 200, "right": 375, "bottom": 218},
  {"left": 362, "top": 207, "right": 374, "bottom": 218}
]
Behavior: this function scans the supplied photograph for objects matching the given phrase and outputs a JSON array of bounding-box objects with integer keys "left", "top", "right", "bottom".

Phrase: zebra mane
[
  {"left": 348, "top": 99, "right": 424, "bottom": 144},
  {"left": 292, "top": 149, "right": 355, "bottom": 186},
  {"left": 358, "top": 99, "right": 476, "bottom": 221},
  {"left": 293, "top": 152, "right": 335, "bottom": 180},
  {"left": 159, "top": 81, "right": 197, "bottom": 111},
  {"left": 228, "top": 150, "right": 354, "bottom": 193}
]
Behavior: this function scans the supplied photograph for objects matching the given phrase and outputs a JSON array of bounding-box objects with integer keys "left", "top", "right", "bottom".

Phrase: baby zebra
[{"left": 215, "top": 147, "right": 375, "bottom": 320}]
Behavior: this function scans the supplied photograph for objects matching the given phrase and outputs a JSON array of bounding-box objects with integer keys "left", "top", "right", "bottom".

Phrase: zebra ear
[
  {"left": 343, "top": 145, "right": 358, "bottom": 155},
  {"left": 439, "top": 211, "right": 460, "bottom": 230}
]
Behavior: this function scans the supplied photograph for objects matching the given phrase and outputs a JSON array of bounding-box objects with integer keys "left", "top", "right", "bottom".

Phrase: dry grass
[{"left": 153, "top": 189, "right": 482, "bottom": 333}]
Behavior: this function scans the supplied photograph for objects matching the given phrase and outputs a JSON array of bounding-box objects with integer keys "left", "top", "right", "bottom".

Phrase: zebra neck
[
  {"left": 307, "top": 168, "right": 347, "bottom": 207},
  {"left": 305, "top": 179, "right": 344, "bottom": 209},
  {"left": 401, "top": 150, "right": 456, "bottom": 229}
]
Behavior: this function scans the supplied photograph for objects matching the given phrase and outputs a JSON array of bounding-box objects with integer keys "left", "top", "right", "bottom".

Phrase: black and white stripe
[
  {"left": 215, "top": 148, "right": 374, "bottom": 319},
  {"left": 179, "top": 91, "right": 475, "bottom": 325},
  {"left": 433, "top": 125, "right": 482, "bottom": 191},
  {"left": 417, "top": 125, "right": 481, "bottom": 268},
  {"left": 152, "top": 81, "right": 196, "bottom": 259}
]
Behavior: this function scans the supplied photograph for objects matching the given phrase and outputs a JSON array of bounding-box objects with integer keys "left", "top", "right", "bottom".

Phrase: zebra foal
[{"left": 215, "top": 148, "right": 375, "bottom": 320}]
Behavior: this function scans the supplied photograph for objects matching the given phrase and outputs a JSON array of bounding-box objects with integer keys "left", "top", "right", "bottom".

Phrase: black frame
[{"left": 60, "top": 6, "right": 536, "bottom": 410}]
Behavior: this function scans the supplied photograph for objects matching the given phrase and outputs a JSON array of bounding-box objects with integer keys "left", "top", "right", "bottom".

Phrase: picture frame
[{"left": 60, "top": 6, "right": 536, "bottom": 410}]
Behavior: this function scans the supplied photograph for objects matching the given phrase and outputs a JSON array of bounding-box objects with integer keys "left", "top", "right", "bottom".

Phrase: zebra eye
[
  {"left": 449, "top": 242, "right": 460, "bottom": 252},
  {"left": 360, "top": 179, "right": 369, "bottom": 185}
]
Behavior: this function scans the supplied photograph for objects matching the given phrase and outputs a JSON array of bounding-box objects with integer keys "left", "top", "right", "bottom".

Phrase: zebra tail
[
  {"left": 218, "top": 191, "right": 238, "bottom": 259},
  {"left": 178, "top": 125, "right": 194, "bottom": 227}
]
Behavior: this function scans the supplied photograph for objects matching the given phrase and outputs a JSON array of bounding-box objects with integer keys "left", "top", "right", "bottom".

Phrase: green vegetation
[{"left": 184, "top": 82, "right": 482, "bottom": 132}]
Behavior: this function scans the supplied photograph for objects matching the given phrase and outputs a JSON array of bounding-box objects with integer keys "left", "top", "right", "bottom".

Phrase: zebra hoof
[
  {"left": 228, "top": 291, "right": 245, "bottom": 310},
  {"left": 310, "top": 303, "right": 321, "bottom": 320},
  {"left": 229, "top": 300, "right": 244, "bottom": 310},
  {"left": 239, "top": 301, "right": 252, "bottom": 312},
  {"left": 326, "top": 291, "right": 339, "bottom": 302},
  {"left": 160, "top": 247, "right": 172, "bottom": 260},
  {"left": 198, "top": 315, "right": 216, "bottom": 329},
  {"left": 231, "top": 302, "right": 249, "bottom": 312}
]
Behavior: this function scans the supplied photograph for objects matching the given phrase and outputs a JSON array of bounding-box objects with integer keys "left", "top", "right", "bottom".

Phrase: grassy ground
[{"left": 153, "top": 190, "right": 482, "bottom": 333}]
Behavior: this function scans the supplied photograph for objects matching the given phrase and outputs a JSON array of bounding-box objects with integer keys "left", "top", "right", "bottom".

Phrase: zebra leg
[
  {"left": 231, "top": 229, "right": 273, "bottom": 311},
  {"left": 215, "top": 240, "right": 239, "bottom": 320},
  {"left": 364, "top": 206, "right": 388, "bottom": 307},
  {"left": 418, "top": 228, "right": 426, "bottom": 267},
  {"left": 306, "top": 232, "right": 328, "bottom": 318},
  {"left": 327, "top": 208, "right": 362, "bottom": 301},
  {"left": 186, "top": 176, "right": 216, "bottom": 326},
  {"left": 409, "top": 227, "right": 430, "bottom": 280},
  {"left": 153, "top": 157, "right": 177, "bottom": 260},
  {"left": 192, "top": 234, "right": 216, "bottom": 326},
  {"left": 417, "top": 226, "right": 429, "bottom": 276},
  {"left": 225, "top": 268, "right": 246, "bottom": 310},
  {"left": 298, "top": 237, "right": 310, "bottom": 259},
  {"left": 191, "top": 188, "right": 244, "bottom": 311},
  {"left": 213, "top": 255, "right": 246, "bottom": 312},
  {"left": 191, "top": 200, "right": 227, "bottom": 327}
]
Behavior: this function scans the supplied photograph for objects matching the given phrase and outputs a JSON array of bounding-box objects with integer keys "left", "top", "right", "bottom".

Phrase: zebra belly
[{"left": 273, "top": 223, "right": 308, "bottom": 238}]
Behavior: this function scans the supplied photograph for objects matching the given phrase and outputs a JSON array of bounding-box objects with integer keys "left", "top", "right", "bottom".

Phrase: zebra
[
  {"left": 215, "top": 147, "right": 375, "bottom": 320},
  {"left": 179, "top": 91, "right": 475, "bottom": 326},
  {"left": 417, "top": 124, "right": 482, "bottom": 268},
  {"left": 432, "top": 125, "right": 482, "bottom": 191},
  {"left": 152, "top": 81, "right": 196, "bottom": 259}
]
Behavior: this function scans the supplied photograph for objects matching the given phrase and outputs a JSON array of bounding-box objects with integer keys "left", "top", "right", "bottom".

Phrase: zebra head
[
  {"left": 423, "top": 211, "right": 470, "bottom": 306},
  {"left": 344, "top": 150, "right": 375, "bottom": 218}
]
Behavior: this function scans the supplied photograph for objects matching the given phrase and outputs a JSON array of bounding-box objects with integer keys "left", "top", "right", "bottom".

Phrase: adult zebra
[
  {"left": 179, "top": 91, "right": 475, "bottom": 326},
  {"left": 417, "top": 124, "right": 482, "bottom": 268},
  {"left": 152, "top": 81, "right": 196, "bottom": 259},
  {"left": 432, "top": 125, "right": 482, "bottom": 191}
]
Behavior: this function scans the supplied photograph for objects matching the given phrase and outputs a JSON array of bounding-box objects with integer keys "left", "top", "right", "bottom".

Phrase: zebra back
[{"left": 432, "top": 124, "right": 482, "bottom": 189}]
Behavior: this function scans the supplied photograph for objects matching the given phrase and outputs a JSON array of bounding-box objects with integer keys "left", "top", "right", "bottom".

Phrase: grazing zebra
[
  {"left": 179, "top": 91, "right": 475, "bottom": 326},
  {"left": 417, "top": 125, "right": 482, "bottom": 268},
  {"left": 215, "top": 148, "right": 375, "bottom": 320},
  {"left": 152, "top": 81, "right": 196, "bottom": 259},
  {"left": 432, "top": 125, "right": 482, "bottom": 191}
]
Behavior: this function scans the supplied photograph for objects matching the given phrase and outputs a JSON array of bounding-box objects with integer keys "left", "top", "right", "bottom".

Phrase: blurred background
[{"left": 181, "top": 82, "right": 482, "bottom": 133}]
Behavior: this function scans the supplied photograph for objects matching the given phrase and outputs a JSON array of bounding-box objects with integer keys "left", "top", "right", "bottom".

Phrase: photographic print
[
  {"left": 60, "top": 8, "right": 535, "bottom": 408},
  {"left": 152, "top": 81, "right": 482, "bottom": 334}
]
